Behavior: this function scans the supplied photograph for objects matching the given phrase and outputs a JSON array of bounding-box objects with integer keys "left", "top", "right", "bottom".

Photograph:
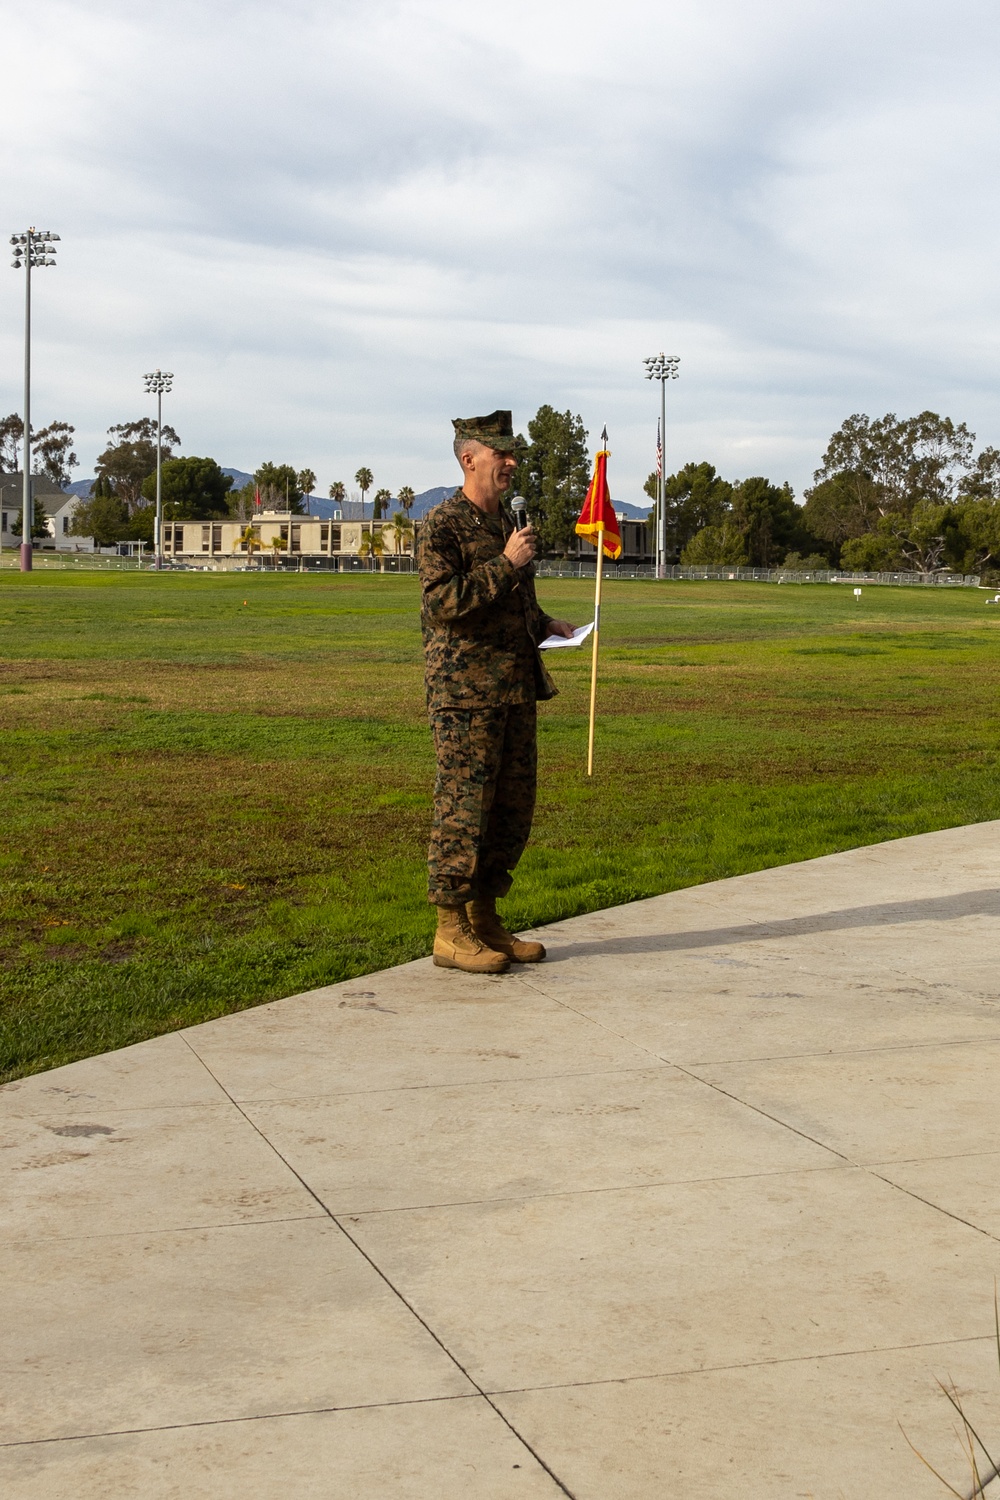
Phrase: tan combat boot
[
  {"left": 467, "top": 897, "right": 546, "bottom": 963},
  {"left": 433, "top": 905, "right": 510, "bottom": 973}
]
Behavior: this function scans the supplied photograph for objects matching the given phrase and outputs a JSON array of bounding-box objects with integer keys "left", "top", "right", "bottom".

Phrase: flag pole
[
  {"left": 577, "top": 427, "right": 615, "bottom": 778},
  {"left": 586, "top": 520, "right": 605, "bottom": 777}
]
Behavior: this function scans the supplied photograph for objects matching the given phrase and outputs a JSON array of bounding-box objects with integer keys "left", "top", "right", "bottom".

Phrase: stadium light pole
[
  {"left": 143, "top": 369, "right": 173, "bottom": 569},
  {"left": 10, "top": 228, "right": 60, "bottom": 572},
  {"left": 643, "top": 353, "right": 680, "bottom": 578}
]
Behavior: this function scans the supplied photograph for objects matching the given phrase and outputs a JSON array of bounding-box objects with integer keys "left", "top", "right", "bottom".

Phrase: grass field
[{"left": 3, "top": 570, "right": 999, "bottom": 1083}]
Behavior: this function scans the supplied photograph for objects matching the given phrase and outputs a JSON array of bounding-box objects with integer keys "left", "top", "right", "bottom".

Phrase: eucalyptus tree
[
  {"left": 33, "top": 421, "right": 78, "bottom": 488},
  {"left": 807, "top": 411, "right": 976, "bottom": 535},
  {"left": 0, "top": 414, "right": 78, "bottom": 489},
  {"left": 97, "top": 419, "right": 181, "bottom": 513},
  {"left": 0, "top": 413, "right": 23, "bottom": 471}
]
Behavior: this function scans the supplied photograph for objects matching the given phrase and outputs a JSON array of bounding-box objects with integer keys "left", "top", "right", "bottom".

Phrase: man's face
[{"left": 465, "top": 442, "right": 517, "bottom": 497}]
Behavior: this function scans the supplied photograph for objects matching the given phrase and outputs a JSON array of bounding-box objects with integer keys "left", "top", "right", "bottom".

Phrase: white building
[
  {"left": 45, "top": 492, "right": 96, "bottom": 551},
  {"left": 163, "top": 510, "right": 418, "bottom": 568},
  {"left": 0, "top": 472, "right": 94, "bottom": 551}
]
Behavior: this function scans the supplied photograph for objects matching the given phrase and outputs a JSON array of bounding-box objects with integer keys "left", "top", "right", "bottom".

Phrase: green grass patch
[{"left": 3, "top": 570, "right": 999, "bottom": 1081}]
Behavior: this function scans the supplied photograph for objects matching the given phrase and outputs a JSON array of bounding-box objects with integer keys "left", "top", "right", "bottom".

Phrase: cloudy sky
[{"left": 3, "top": 0, "right": 1000, "bottom": 500}]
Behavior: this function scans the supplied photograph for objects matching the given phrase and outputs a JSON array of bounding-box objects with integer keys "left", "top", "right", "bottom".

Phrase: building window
[
  {"left": 212, "top": 524, "right": 223, "bottom": 552},
  {"left": 201, "top": 525, "right": 211, "bottom": 552},
  {"left": 1, "top": 512, "right": 7, "bottom": 533},
  {"left": 290, "top": 524, "right": 301, "bottom": 553},
  {"left": 330, "top": 526, "right": 341, "bottom": 552},
  {"left": 320, "top": 524, "right": 329, "bottom": 549},
  {"left": 62, "top": 516, "right": 70, "bottom": 534}
]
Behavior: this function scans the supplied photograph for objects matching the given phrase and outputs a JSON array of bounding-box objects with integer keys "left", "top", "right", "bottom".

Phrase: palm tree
[
  {"left": 354, "top": 467, "right": 373, "bottom": 522},
  {"left": 358, "top": 527, "right": 385, "bottom": 572},
  {"left": 268, "top": 534, "right": 287, "bottom": 569},
  {"left": 372, "top": 487, "right": 392, "bottom": 520},
  {"left": 238, "top": 524, "right": 262, "bottom": 565},
  {"left": 397, "top": 485, "right": 415, "bottom": 518},
  {"left": 389, "top": 510, "right": 414, "bottom": 555},
  {"left": 328, "top": 480, "right": 346, "bottom": 515},
  {"left": 297, "top": 469, "right": 317, "bottom": 516}
]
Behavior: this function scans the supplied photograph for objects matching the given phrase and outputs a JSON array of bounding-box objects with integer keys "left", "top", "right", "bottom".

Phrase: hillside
[{"left": 59, "top": 471, "right": 651, "bottom": 521}]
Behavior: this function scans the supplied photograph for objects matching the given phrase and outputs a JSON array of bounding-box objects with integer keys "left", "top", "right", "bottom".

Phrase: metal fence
[
  {"left": 534, "top": 562, "right": 982, "bottom": 587},
  {"left": 0, "top": 552, "right": 147, "bottom": 571},
  {"left": 2, "top": 552, "right": 983, "bottom": 588},
  {"left": 0, "top": 552, "right": 420, "bottom": 574}
]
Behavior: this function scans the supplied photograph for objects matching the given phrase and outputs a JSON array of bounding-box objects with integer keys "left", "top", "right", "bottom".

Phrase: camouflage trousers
[{"left": 427, "top": 702, "right": 538, "bottom": 906}]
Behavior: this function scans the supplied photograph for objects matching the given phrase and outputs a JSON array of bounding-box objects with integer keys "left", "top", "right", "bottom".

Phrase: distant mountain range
[
  {"left": 64, "top": 477, "right": 98, "bottom": 497},
  {"left": 60, "top": 469, "right": 652, "bottom": 520},
  {"left": 64, "top": 467, "right": 258, "bottom": 501},
  {"left": 61, "top": 470, "right": 457, "bottom": 517}
]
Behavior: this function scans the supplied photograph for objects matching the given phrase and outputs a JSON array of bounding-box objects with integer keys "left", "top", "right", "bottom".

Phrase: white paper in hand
[{"left": 538, "top": 621, "right": 595, "bottom": 650}]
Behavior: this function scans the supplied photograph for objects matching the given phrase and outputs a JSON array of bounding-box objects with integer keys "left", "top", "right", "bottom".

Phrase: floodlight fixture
[
  {"left": 143, "top": 370, "right": 174, "bottom": 570},
  {"left": 643, "top": 353, "right": 680, "bottom": 382},
  {"left": 643, "top": 352, "right": 681, "bottom": 577},
  {"left": 9, "top": 227, "right": 60, "bottom": 571},
  {"left": 144, "top": 369, "right": 174, "bottom": 395}
]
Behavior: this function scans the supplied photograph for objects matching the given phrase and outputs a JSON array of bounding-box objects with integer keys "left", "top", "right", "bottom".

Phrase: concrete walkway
[{"left": 4, "top": 824, "right": 1000, "bottom": 1498}]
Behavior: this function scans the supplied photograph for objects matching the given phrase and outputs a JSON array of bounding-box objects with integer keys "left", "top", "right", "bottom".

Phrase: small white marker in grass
[{"left": 854, "top": 588, "right": 862, "bottom": 601}]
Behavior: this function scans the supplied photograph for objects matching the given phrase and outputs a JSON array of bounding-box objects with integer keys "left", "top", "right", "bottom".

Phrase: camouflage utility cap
[{"left": 452, "top": 409, "right": 517, "bottom": 453}]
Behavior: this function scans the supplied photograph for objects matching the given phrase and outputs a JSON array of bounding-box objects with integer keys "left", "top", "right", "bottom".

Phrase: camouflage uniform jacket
[{"left": 418, "top": 492, "right": 558, "bottom": 710}]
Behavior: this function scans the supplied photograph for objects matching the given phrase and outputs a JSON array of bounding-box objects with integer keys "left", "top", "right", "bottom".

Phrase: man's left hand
[{"left": 548, "top": 619, "right": 576, "bottom": 638}]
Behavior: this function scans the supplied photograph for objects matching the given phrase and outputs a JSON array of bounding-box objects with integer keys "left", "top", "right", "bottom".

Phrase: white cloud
[{"left": 3, "top": 0, "right": 1000, "bottom": 497}]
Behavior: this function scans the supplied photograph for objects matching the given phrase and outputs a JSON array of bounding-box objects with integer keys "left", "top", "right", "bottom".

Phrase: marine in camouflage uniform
[{"left": 419, "top": 410, "right": 572, "bottom": 972}]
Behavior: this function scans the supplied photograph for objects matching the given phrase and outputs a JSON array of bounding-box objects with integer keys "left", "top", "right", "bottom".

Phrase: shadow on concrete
[{"left": 545, "top": 888, "right": 1000, "bottom": 962}]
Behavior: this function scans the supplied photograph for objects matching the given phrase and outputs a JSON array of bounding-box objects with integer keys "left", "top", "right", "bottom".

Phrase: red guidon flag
[{"left": 575, "top": 446, "right": 622, "bottom": 559}]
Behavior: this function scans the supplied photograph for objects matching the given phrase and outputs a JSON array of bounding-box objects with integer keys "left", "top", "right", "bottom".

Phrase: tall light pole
[
  {"left": 643, "top": 353, "right": 680, "bottom": 578},
  {"left": 10, "top": 228, "right": 60, "bottom": 572},
  {"left": 143, "top": 369, "right": 173, "bottom": 570}
]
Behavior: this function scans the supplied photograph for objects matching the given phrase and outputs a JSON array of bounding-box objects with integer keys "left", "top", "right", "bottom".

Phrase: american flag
[{"left": 655, "top": 420, "right": 662, "bottom": 478}]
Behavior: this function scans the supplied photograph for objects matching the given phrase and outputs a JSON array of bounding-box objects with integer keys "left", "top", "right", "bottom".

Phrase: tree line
[
  {"left": 649, "top": 411, "right": 1000, "bottom": 574},
  {"left": 510, "top": 405, "right": 1000, "bottom": 575},
  {"left": 0, "top": 412, "right": 424, "bottom": 547},
  {"left": 7, "top": 403, "right": 999, "bottom": 572}
]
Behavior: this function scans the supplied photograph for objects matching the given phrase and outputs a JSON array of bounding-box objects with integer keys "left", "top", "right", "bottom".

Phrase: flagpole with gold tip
[
  {"left": 586, "top": 516, "right": 605, "bottom": 777},
  {"left": 574, "top": 428, "right": 620, "bottom": 777}
]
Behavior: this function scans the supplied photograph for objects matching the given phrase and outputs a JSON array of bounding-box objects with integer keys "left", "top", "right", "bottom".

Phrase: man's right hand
[{"left": 504, "top": 523, "right": 537, "bottom": 569}]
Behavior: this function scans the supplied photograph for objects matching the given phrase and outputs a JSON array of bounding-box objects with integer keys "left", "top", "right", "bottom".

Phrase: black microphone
[{"left": 510, "top": 496, "right": 529, "bottom": 530}]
